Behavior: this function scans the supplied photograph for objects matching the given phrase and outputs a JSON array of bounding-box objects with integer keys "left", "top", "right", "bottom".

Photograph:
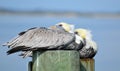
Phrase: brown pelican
[
  {"left": 74, "top": 28, "right": 97, "bottom": 58},
  {"left": 3, "top": 22, "right": 85, "bottom": 58}
]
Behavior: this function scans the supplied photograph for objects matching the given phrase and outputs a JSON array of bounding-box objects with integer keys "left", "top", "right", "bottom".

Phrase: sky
[{"left": 0, "top": 0, "right": 120, "bottom": 71}]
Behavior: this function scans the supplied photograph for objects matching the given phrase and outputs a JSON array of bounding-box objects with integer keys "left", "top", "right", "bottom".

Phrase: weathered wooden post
[
  {"left": 28, "top": 51, "right": 95, "bottom": 71},
  {"left": 80, "top": 59, "right": 95, "bottom": 71},
  {"left": 28, "top": 61, "right": 32, "bottom": 71},
  {"left": 32, "top": 50, "right": 80, "bottom": 71}
]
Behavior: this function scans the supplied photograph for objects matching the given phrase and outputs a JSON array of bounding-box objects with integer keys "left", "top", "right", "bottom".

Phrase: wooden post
[
  {"left": 32, "top": 50, "right": 80, "bottom": 71},
  {"left": 28, "top": 61, "right": 32, "bottom": 71},
  {"left": 80, "top": 59, "right": 95, "bottom": 71}
]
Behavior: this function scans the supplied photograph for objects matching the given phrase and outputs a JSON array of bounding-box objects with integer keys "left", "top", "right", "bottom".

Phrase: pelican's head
[
  {"left": 74, "top": 28, "right": 92, "bottom": 39},
  {"left": 56, "top": 22, "right": 74, "bottom": 33}
]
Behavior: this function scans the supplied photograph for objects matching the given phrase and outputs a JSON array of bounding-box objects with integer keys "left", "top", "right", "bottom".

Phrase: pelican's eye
[
  {"left": 58, "top": 24, "right": 62, "bottom": 26},
  {"left": 74, "top": 31, "right": 78, "bottom": 34}
]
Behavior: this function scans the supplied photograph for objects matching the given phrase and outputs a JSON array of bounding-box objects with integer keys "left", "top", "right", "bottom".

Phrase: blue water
[
  {"left": 0, "top": 15, "right": 120, "bottom": 71},
  {"left": 0, "top": 0, "right": 120, "bottom": 71},
  {"left": 0, "top": 0, "right": 120, "bottom": 12}
]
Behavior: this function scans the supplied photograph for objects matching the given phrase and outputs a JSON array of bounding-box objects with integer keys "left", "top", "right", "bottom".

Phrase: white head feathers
[
  {"left": 56, "top": 22, "right": 75, "bottom": 33},
  {"left": 74, "top": 28, "right": 92, "bottom": 40}
]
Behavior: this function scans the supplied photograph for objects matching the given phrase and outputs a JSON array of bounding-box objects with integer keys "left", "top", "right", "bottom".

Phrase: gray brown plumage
[
  {"left": 74, "top": 28, "right": 98, "bottom": 58},
  {"left": 79, "top": 40, "right": 97, "bottom": 58},
  {"left": 4, "top": 27, "right": 75, "bottom": 57}
]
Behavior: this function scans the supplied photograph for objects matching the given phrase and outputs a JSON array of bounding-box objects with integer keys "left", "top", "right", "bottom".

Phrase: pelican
[
  {"left": 74, "top": 28, "right": 97, "bottom": 58},
  {"left": 3, "top": 22, "right": 84, "bottom": 58},
  {"left": 55, "top": 22, "right": 85, "bottom": 50}
]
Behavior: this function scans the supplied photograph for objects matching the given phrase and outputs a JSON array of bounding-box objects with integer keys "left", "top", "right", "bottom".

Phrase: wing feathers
[
  {"left": 5, "top": 27, "right": 74, "bottom": 54},
  {"left": 7, "top": 46, "right": 29, "bottom": 55}
]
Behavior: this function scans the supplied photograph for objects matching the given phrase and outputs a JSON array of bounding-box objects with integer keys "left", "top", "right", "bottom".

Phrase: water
[{"left": 0, "top": 15, "right": 120, "bottom": 71}]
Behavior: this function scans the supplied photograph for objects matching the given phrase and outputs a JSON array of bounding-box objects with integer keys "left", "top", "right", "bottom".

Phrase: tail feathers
[
  {"left": 7, "top": 46, "right": 29, "bottom": 55},
  {"left": 19, "top": 51, "right": 32, "bottom": 58},
  {"left": 2, "top": 42, "right": 8, "bottom": 46},
  {"left": 2, "top": 36, "right": 19, "bottom": 48}
]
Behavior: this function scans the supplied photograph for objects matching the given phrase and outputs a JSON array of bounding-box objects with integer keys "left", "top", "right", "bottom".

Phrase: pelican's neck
[{"left": 75, "top": 35, "right": 83, "bottom": 44}]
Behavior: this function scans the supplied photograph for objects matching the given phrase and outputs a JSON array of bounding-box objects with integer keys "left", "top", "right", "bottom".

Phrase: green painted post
[
  {"left": 32, "top": 50, "right": 80, "bottom": 71},
  {"left": 80, "top": 59, "right": 95, "bottom": 71}
]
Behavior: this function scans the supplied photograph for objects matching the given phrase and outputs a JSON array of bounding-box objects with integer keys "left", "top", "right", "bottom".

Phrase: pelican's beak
[
  {"left": 49, "top": 26, "right": 57, "bottom": 29},
  {"left": 49, "top": 25, "right": 66, "bottom": 31}
]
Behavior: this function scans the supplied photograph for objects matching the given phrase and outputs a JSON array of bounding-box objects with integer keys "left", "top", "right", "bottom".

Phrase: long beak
[
  {"left": 49, "top": 25, "right": 65, "bottom": 31},
  {"left": 49, "top": 26, "right": 57, "bottom": 29}
]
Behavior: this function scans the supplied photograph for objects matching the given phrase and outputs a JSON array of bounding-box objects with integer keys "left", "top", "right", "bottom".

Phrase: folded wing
[{"left": 4, "top": 27, "right": 75, "bottom": 54}]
